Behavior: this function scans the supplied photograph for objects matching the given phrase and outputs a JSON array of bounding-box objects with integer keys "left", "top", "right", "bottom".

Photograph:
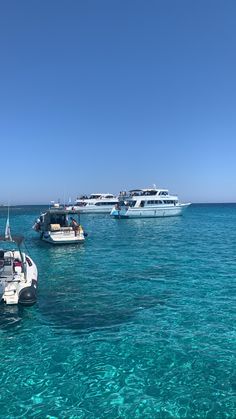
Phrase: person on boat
[
  {"left": 35, "top": 218, "right": 41, "bottom": 231},
  {"left": 70, "top": 217, "right": 79, "bottom": 236}
]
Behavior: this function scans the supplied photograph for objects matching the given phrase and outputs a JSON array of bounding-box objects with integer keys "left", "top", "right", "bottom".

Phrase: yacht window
[
  {"left": 140, "top": 201, "right": 145, "bottom": 207},
  {"left": 142, "top": 190, "right": 155, "bottom": 196},
  {"left": 129, "top": 200, "right": 137, "bottom": 207},
  {"left": 147, "top": 200, "right": 164, "bottom": 204},
  {"left": 95, "top": 201, "right": 117, "bottom": 206}
]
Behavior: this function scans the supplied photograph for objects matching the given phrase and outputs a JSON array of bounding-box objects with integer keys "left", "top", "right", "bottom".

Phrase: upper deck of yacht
[
  {"left": 130, "top": 188, "right": 169, "bottom": 196},
  {"left": 76, "top": 193, "right": 116, "bottom": 201},
  {"left": 120, "top": 188, "right": 178, "bottom": 200}
]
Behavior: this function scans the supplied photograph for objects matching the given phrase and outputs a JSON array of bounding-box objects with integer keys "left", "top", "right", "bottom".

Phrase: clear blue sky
[{"left": 0, "top": 0, "right": 236, "bottom": 204}]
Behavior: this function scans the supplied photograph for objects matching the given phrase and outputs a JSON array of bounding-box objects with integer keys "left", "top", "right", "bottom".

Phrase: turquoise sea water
[{"left": 0, "top": 204, "right": 235, "bottom": 419}]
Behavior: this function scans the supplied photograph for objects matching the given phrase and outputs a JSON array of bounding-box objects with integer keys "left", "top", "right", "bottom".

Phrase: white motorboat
[
  {"left": 0, "top": 214, "right": 38, "bottom": 305},
  {"left": 110, "top": 188, "right": 191, "bottom": 218},
  {"left": 33, "top": 204, "right": 86, "bottom": 244},
  {"left": 67, "top": 193, "right": 119, "bottom": 214}
]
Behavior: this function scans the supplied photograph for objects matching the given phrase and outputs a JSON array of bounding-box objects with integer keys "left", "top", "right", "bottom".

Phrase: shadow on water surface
[
  {"left": 36, "top": 291, "right": 169, "bottom": 335},
  {"left": 0, "top": 288, "right": 170, "bottom": 335}
]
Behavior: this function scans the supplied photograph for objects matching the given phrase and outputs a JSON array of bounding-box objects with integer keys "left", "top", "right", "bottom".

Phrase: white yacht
[
  {"left": 0, "top": 215, "right": 38, "bottom": 305},
  {"left": 110, "top": 188, "right": 191, "bottom": 218},
  {"left": 67, "top": 193, "right": 119, "bottom": 214},
  {"left": 33, "top": 204, "right": 86, "bottom": 244}
]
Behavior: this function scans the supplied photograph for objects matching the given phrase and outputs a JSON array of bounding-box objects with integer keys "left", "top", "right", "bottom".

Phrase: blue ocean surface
[{"left": 0, "top": 204, "right": 235, "bottom": 418}]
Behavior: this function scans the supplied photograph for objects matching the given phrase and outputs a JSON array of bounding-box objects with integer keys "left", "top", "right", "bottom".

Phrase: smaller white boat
[
  {"left": 0, "top": 213, "right": 38, "bottom": 305},
  {"left": 110, "top": 187, "right": 191, "bottom": 218},
  {"left": 67, "top": 193, "right": 119, "bottom": 214},
  {"left": 33, "top": 204, "right": 86, "bottom": 244}
]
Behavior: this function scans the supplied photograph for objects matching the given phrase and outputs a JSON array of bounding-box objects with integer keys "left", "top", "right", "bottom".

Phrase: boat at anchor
[
  {"left": 33, "top": 204, "right": 86, "bottom": 244},
  {"left": 0, "top": 212, "right": 38, "bottom": 305},
  {"left": 111, "top": 187, "right": 191, "bottom": 218},
  {"left": 67, "top": 193, "right": 119, "bottom": 214}
]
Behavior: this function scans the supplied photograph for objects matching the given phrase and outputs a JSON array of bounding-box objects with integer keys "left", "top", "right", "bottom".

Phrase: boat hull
[
  {"left": 41, "top": 231, "right": 85, "bottom": 244},
  {"left": 111, "top": 204, "right": 191, "bottom": 218},
  {"left": 67, "top": 205, "right": 116, "bottom": 214}
]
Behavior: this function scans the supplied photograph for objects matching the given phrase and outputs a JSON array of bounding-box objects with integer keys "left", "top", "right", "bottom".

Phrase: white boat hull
[
  {"left": 41, "top": 231, "right": 85, "bottom": 244},
  {"left": 67, "top": 205, "right": 116, "bottom": 214},
  {"left": 111, "top": 203, "right": 190, "bottom": 218}
]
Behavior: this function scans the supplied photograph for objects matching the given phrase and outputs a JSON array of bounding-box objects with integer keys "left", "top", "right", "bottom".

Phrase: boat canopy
[
  {"left": 42, "top": 209, "right": 80, "bottom": 230},
  {"left": 47, "top": 208, "right": 81, "bottom": 215},
  {"left": 128, "top": 188, "right": 169, "bottom": 197},
  {"left": 129, "top": 189, "right": 143, "bottom": 193}
]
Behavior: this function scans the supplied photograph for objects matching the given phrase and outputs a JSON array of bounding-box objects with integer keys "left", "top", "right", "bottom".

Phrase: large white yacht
[
  {"left": 110, "top": 188, "right": 191, "bottom": 218},
  {"left": 67, "top": 193, "right": 119, "bottom": 214}
]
